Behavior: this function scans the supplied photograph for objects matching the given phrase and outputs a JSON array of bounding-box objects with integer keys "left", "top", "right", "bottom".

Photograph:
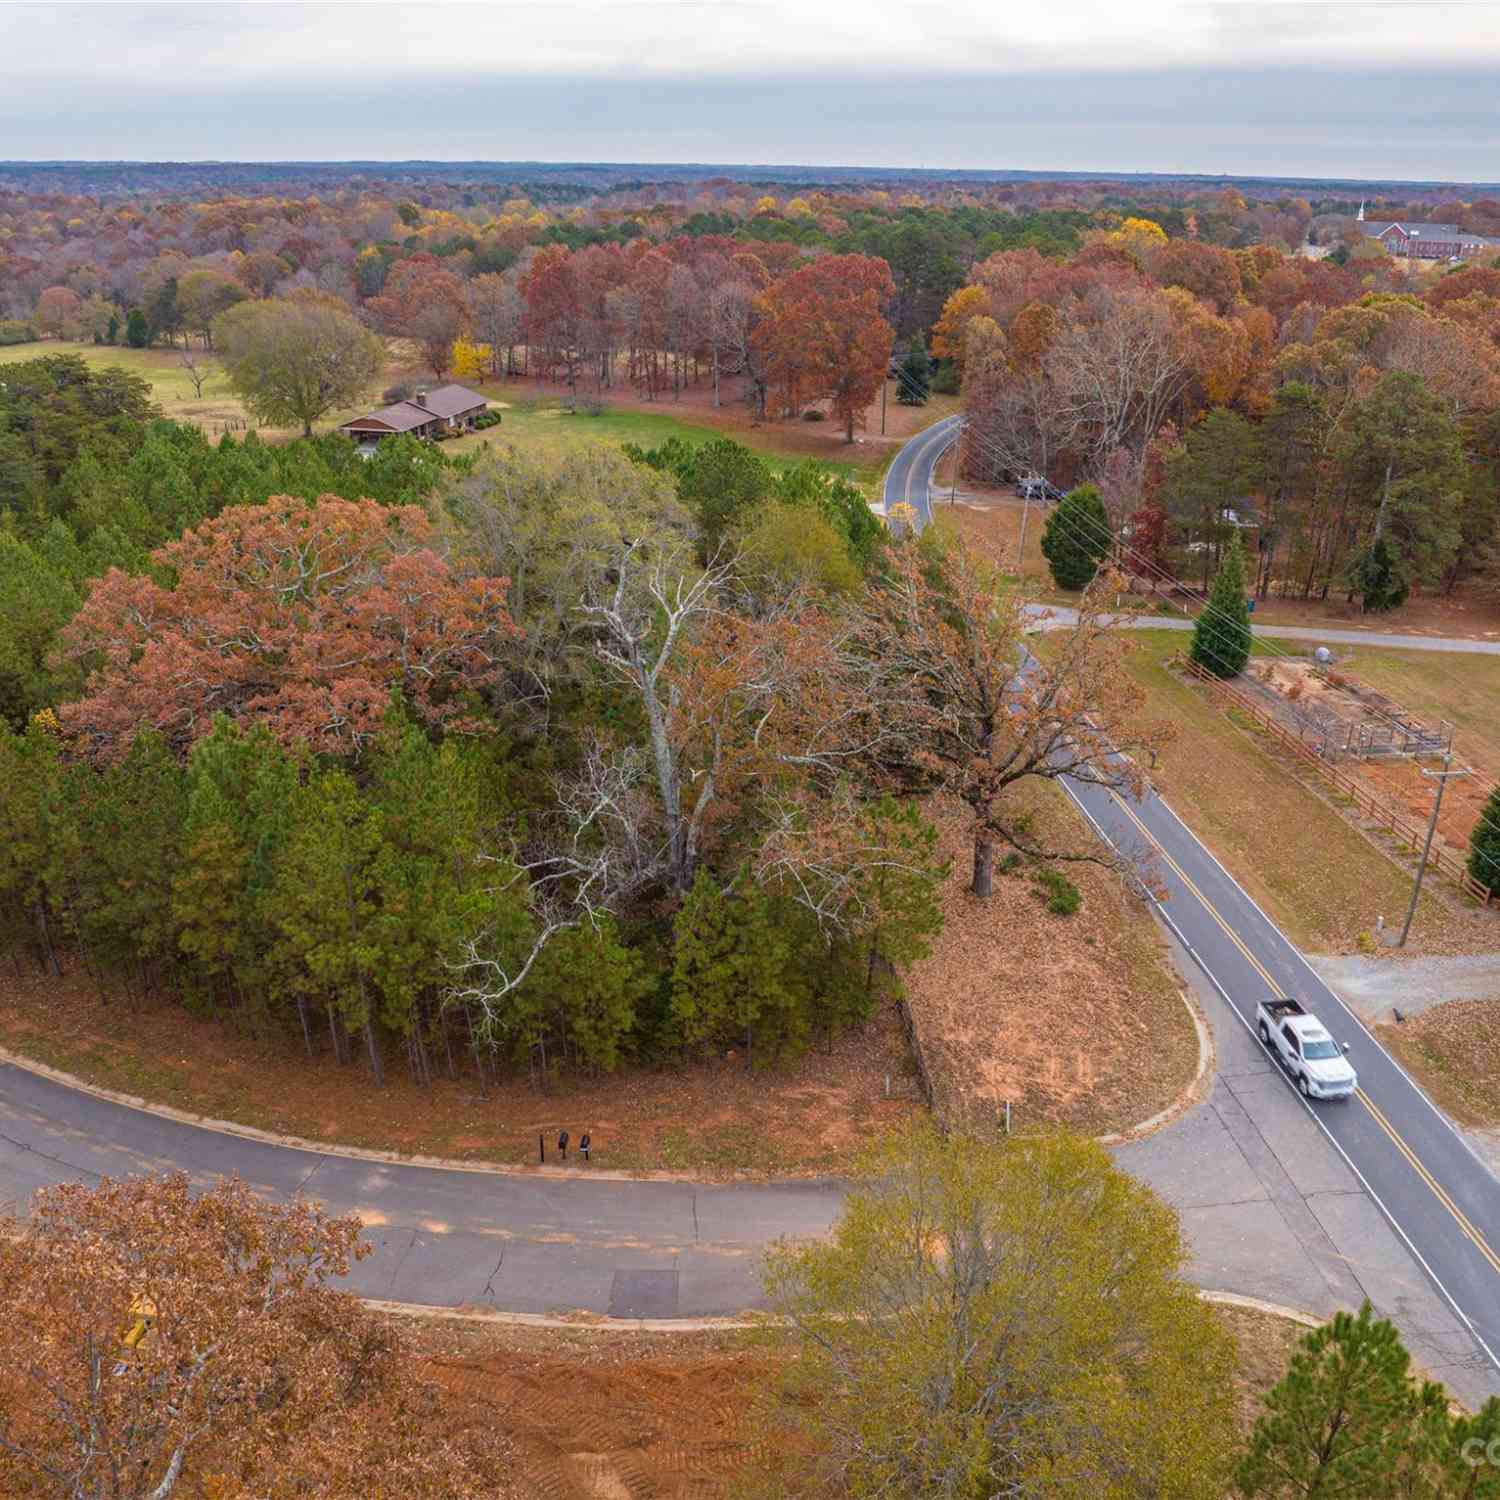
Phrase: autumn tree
[
  {"left": 758, "top": 1126, "right": 1237, "bottom": 1500},
  {"left": 55, "top": 494, "right": 518, "bottom": 758},
  {"left": 467, "top": 270, "right": 524, "bottom": 377},
  {"left": 754, "top": 253, "right": 896, "bottom": 441},
  {"left": 35, "top": 285, "right": 83, "bottom": 340},
  {"left": 176, "top": 267, "right": 248, "bottom": 348},
  {"left": 213, "top": 291, "right": 384, "bottom": 436},
  {"left": 367, "top": 254, "right": 468, "bottom": 378},
  {"left": 856, "top": 535, "right": 1170, "bottom": 896},
  {"left": 0, "top": 1173, "right": 508, "bottom": 1499}
]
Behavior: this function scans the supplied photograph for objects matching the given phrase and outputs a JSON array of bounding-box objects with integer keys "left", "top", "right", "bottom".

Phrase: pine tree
[
  {"left": 1040, "top": 484, "right": 1112, "bottom": 591},
  {"left": 1469, "top": 784, "right": 1500, "bottom": 896},
  {"left": 1348, "top": 532, "right": 1410, "bottom": 613},
  {"left": 1236, "top": 1302, "right": 1428, "bottom": 1498},
  {"left": 895, "top": 337, "right": 931, "bottom": 406},
  {"left": 125, "top": 308, "right": 150, "bottom": 349},
  {"left": 669, "top": 871, "right": 794, "bottom": 1063},
  {"left": 1190, "top": 529, "right": 1252, "bottom": 678}
]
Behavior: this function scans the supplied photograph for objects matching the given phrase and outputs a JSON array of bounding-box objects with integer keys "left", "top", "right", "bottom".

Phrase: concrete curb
[
  {"left": 365, "top": 1288, "right": 1324, "bottom": 1335},
  {"left": 2, "top": 970, "right": 1209, "bottom": 1181},
  {"left": 1097, "top": 983, "right": 1216, "bottom": 1147},
  {"left": 0, "top": 1042, "right": 780, "bottom": 1186}
]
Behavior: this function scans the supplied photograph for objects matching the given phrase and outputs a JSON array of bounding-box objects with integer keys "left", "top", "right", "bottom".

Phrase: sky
[{"left": 4, "top": 0, "right": 1500, "bottom": 180}]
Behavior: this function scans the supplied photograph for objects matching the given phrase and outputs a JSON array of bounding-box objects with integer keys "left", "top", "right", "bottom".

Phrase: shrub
[
  {"left": 930, "top": 360, "right": 961, "bottom": 395},
  {"left": 802, "top": 407, "right": 826, "bottom": 421},
  {"left": 1032, "top": 867, "right": 1082, "bottom": 916},
  {"left": 998, "top": 851, "right": 1024, "bottom": 876},
  {"left": 579, "top": 396, "right": 609, "bottom": 417},
  {"left": 0, "top": 319, "right": 37, "bottom": 346}
]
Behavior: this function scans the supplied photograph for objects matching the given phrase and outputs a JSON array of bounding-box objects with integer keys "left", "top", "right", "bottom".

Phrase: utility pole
[
  {"left": 880, "top": 377, "right": 887, "bottom": 436},
  {"left": 1398, "top": 753, "right": 1469, "bottom": 947},
  {"left": 1016, "top": 488, "right": 1032, "bottom": 572}
]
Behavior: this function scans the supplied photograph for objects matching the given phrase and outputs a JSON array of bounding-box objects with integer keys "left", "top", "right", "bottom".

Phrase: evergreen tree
[
  {"left": 105, "top": 311, "right": 120, "bottom": 345},
  {"left": 1190, "top": 529, "right": 1253, "bottom": 678},
  {"left": 1040, "top": 483, "right": 1112, "bottom": 591},
  {"left": 268, "top": 769, "right": 385, "bottom": 1081},
  {"left": 1468, "top": 783, "right": 1500, "bottom": 895},
  {"left": 895, "top": 337, "right": 931, "bottom": 405},
  {"left": 669, "top": 871, "right": 797, "bottom": 1062},
  {"left": 1347, "top": 532, "right": 1410, "bottom": 613},
  {"left": 1236, "top": 1302, "right": 1432, "bottom": 1498},
  {"left": 125, "top": 308, "right": 150, "bottom": 349},
  {"left": 0, "top": 529, "right": 80, "bottom": 726},
  {"left": 520, "top": 919, "right": 648, "bottom": 1074}
]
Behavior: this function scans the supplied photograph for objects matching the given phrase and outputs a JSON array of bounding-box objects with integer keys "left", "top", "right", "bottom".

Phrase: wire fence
[{"left": 1174, "top": 654, "right": 1494, "bottom": 908}]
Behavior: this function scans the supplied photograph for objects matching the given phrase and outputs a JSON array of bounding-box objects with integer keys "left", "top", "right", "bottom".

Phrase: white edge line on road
[
  {"left": 1135, "top": 777, "right": 1500, "bottom": 1191},
  {"left": 1058, "top": 775, "right": 1500, "bottom": 1379}
]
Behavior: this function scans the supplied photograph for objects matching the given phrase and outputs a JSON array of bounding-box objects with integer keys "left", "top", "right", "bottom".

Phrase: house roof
[
  {"left": 1362, "top": 220, "right": 1500, "bottom": 246},
  {"left": 338, "top": 384, "right": 487, "bottom": 435},
  {"left": 414, "top": 383, "right": 487, "bottom": 419}
]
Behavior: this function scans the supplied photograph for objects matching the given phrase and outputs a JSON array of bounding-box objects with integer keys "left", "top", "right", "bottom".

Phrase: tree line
[{"left": 955, "top": 227, "right": 1500, "bottom": 609}]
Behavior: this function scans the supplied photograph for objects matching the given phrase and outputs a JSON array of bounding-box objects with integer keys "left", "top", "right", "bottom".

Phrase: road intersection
[{"left": 1, "top": 415, "right": 1497, "bottom": 1407}]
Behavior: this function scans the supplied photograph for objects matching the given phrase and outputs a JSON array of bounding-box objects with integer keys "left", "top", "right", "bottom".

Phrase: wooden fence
[{"left": 1174, "top": 655, "right": 1495, "bottom": 909}]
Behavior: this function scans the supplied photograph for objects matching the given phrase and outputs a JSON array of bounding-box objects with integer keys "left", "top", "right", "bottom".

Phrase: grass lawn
[
  {"left": 0, "top": 337, "right": 369, "bottom": 440},
  {"left": 1376, "top": 1000, "right": 1500, "bottom": 1130},
  {"left": 1120, "top": 630, "right": 1480, "bottom": 955},
  {"left": 442, "top": 393, "right": 879, "bottom": 483}
]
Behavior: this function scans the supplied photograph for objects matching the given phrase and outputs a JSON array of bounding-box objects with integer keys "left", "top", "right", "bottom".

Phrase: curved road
[{"left": 1, "top": 416, "right": 1497, "bottom": 1406}]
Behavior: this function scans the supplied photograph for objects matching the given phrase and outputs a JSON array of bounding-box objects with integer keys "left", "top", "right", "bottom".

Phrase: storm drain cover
[{"left": 609, "top": 1269, "right": 678, "bottom": 1318}]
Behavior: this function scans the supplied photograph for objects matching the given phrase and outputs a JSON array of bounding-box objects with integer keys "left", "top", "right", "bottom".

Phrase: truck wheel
[
  {"left": 1298, "top": 1073, "right": 1311, "bottom": 1098},
  {"left": 1258, "top": 1021, "right": 1271, "bottom": 1045}
]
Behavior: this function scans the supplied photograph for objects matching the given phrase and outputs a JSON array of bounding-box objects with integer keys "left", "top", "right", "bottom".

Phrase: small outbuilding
[{"left": 338, "top": 384, "right": 488, "bottom": 451}]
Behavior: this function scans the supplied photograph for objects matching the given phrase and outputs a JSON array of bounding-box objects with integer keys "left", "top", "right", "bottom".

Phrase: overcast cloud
[{"left": 4, "top": 1, "right": 1500, "bottom": 179}]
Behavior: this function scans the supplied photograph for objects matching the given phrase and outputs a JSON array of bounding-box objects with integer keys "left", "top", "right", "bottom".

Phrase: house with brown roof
[{"left": 338, "top": 384, "right": 488, "bottom": 450}]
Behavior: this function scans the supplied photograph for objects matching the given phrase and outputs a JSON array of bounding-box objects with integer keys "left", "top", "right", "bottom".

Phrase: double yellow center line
[{"left": 1103, "top": 786, "right": 1500, "bottom": 1281}]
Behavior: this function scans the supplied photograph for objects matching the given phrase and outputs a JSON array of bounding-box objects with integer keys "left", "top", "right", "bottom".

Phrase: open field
[
  {"left": 3, "top": 337, "right": 925, "bottom": 485},
  {"left": 0, "top": 337, "right": 370, "bottom": 440},
  {"left": 399, "top": 1300, "right": 1310, "bottom": 1499},
  {"left": 1119, "top": 631, "right": 1482, "bottom": 955},
  {"left": 0, "top": 961, "right": 920, "bottom": 1176},
  {"left": 440, "top": 393, "right": 876, "bottom": 481},
  {"left": 903, "top": 784, "right": 1202, "bottom": 1139}
]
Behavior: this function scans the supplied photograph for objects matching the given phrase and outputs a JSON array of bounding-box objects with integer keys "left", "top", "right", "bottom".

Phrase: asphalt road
[
  {"left": 0, "top": 414, "right": 1496, "bottom": 1398},
  {"left": 880, "top": 411, "right": 961, "bottom": 530},
  {"left": 1060, "top": 766, "right": 1500, "bottom": 1395}
]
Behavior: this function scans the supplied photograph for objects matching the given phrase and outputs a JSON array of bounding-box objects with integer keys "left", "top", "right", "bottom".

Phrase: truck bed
[{"left": 1259, "top": 998, "right": 1308, "bottom": 1022}]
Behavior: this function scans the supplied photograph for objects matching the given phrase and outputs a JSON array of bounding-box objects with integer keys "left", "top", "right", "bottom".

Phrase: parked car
[
  {"left": 1255, "top": 997, "right": 1356, "bottom": 1100},
  {"left": 1018, "top": 475, "right": 1066, "bottom": 502}
]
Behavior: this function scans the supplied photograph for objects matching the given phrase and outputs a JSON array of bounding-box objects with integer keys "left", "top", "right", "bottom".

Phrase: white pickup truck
[{"left": 1255, "top": 998, "right": 1357, "bottom": 1101}]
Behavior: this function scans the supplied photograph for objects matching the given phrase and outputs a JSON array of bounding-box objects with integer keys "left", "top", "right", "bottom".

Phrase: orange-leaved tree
[
  {"left": 55, "top": 495, "right": 518, "bottom": 759},
  {"left": 0, "top": 1173, "right": 510, "bottom": 1499},
  {"left": 754, "top": 253, "right": 895, "bottom": 441}
]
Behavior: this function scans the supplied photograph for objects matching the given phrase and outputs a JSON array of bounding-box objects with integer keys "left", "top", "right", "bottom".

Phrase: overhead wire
[{"left": 943, "top": 413, "right": 1500, "bottom": 886}]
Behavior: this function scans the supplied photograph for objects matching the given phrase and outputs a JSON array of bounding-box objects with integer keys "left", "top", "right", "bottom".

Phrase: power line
[{"left": 947, "top": 417, "right": 1500, "bottom": 882}]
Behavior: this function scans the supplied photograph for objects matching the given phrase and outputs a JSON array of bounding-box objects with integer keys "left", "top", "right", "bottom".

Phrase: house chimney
[{"left": 413, "top": 387, "right": 429, "bottom": 409}]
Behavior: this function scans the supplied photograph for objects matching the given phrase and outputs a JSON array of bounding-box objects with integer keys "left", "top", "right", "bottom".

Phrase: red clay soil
[
  {"left": 902, "top": 788, "right": 1200, "bottom": 1140},
  {"left": 0, "top": 961, "right": 919, "bottom": 1177},
  {"left": 1358, "top": 757, "right": 1494, "bottom": 853}
]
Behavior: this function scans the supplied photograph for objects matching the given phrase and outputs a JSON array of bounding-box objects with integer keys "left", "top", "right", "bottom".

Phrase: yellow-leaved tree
[
  {"left": 754, "top": 1125, "right": 1237, "bottom": 1499},
  {"left": 450, "top": 335, "right": 493, "bottom": 384}
]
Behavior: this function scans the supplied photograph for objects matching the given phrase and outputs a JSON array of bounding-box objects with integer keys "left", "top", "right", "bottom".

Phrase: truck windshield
[{"left": 1302, "top": 1038, "right": 1340, "bottom": 1060}]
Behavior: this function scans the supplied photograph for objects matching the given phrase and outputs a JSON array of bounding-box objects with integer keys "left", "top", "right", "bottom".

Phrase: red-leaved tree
[{"left": 55, "top": 495, "right": 518, "bottom": 758}]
